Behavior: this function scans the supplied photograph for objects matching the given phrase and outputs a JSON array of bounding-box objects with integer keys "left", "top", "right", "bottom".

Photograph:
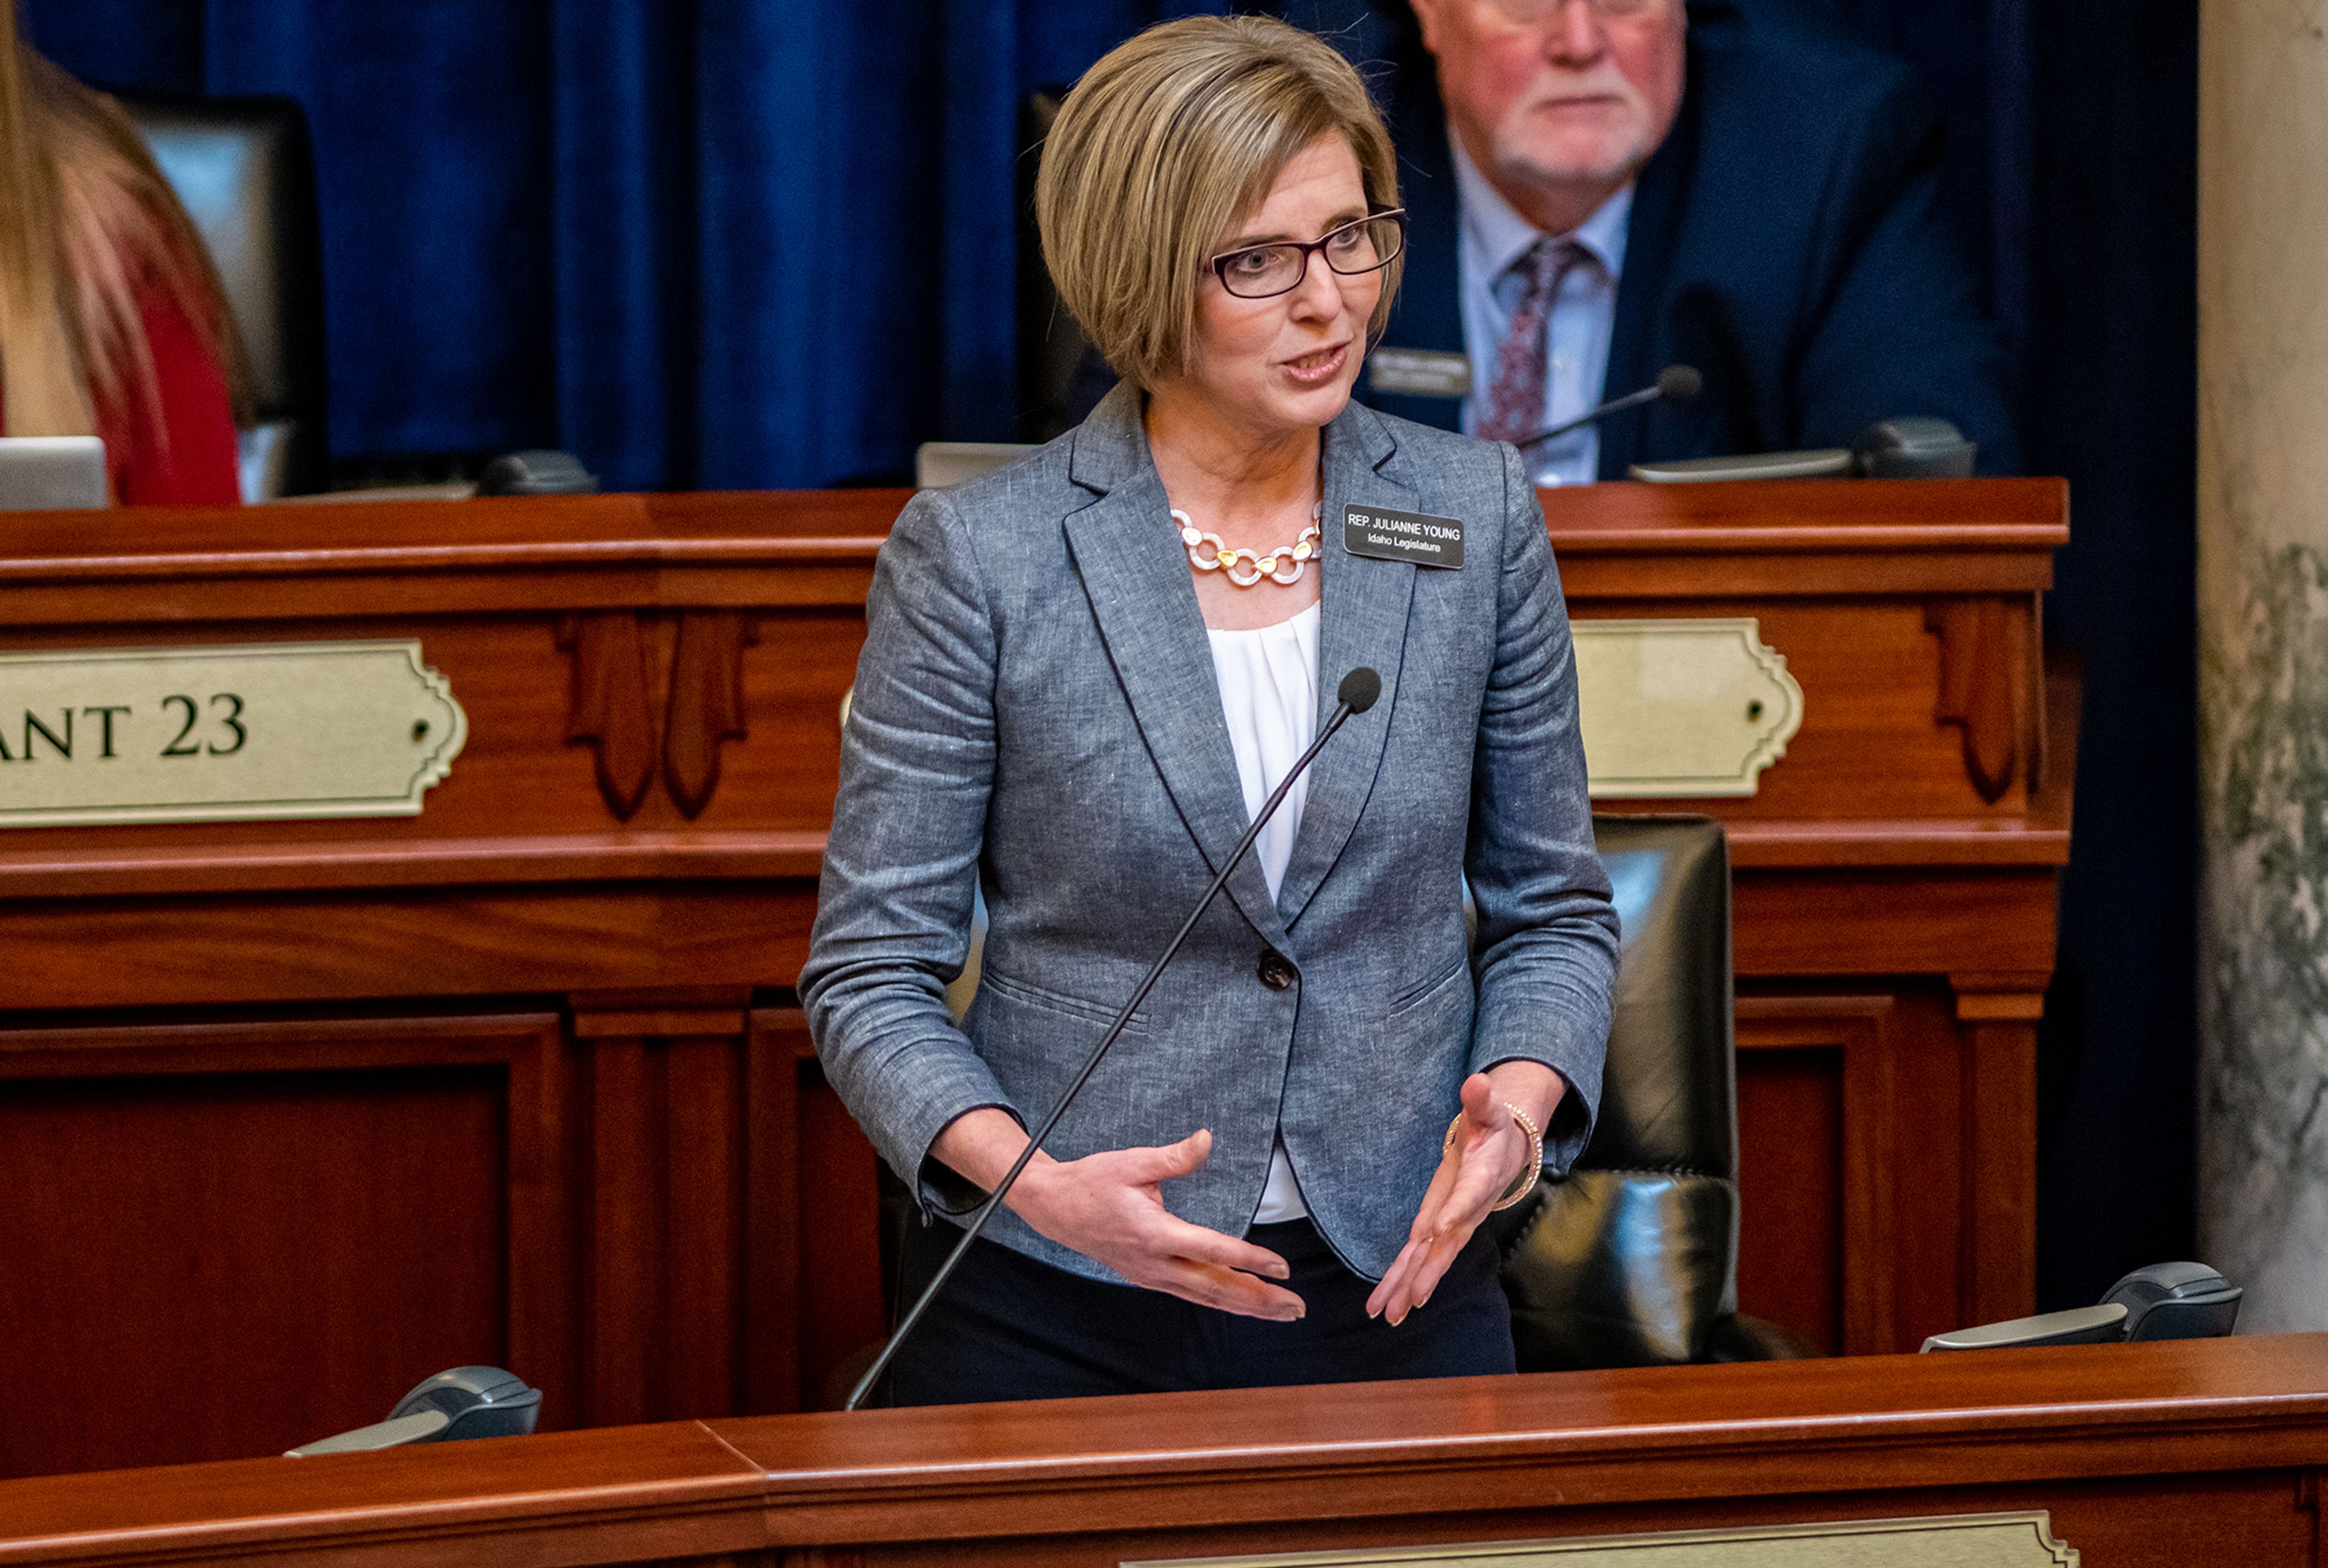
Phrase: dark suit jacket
[{"left": 1363, "top": 0, "right": 2022, "bottom": 476}]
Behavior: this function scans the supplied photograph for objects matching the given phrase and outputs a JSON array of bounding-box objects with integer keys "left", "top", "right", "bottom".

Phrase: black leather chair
[
  {"left": 119, "top": 92, "right": 329, "bottom": 501},
  {"left": 1494, "top": 815, "right": 1813, "bottom": 1366}
]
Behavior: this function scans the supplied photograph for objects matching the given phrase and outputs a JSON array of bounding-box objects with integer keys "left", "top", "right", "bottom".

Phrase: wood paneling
[
  {"left": 1584, "top": 598, "right": 2039, "bottom": 819},
  {"left": 0, "top": 606, "right": 867, "bottom": 855},
  {"left": 0, "top": 480, "right": 2069, "bottom": 1473},
  {"left": 865, "top": 1475, "right": 2315, "bottom": 1568},
  {"left": 0, "top": 1417, "right": 774, "bottom": 1567},
  {"left": 744, "top": 1011, "right": 888, "bottom": 1415},
  {"left": 1, "top": 1336, "right": 2321, "bottom": 1567},
  {"left": 743, "top": 1013, "right": 804, "bottom": 1419},
  {"left": 1734, "top": 996, "right": 1897, "bottom": 1355},
  {"left": 1733, "top": 1043, "right": 1846, "bottom": 1350},
  {"left": 0, "top": 1014, "right": 562, "bottom": 1478},
  {"left": 794, "top": 1059, "right": 889, "bottom": 1412},
  {"left": 573, "top": 995, "right": 757, "bottom": 1431},
  {"left": 1959, "top": 1010, "right": 2044, "bottom": 1329},
  {"left": 1729, "top": 865, "right": 2062, "bottom": 976},
  {"left": 0, "top": 889, "right": 820, "bottom": 1010}
]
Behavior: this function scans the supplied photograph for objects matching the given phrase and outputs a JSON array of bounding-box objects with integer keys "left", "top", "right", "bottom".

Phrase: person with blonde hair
[
  {"left": 803, "top": 13, "right": 1616, "bottom": 1404},
  {"left": 0, "top": 5, "right": 242, "bottom": 504}
]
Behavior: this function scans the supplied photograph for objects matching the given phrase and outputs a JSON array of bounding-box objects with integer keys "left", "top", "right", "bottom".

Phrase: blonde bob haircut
[{"left": 1037, "top": 15, "right": 1402, "bottom": 392}]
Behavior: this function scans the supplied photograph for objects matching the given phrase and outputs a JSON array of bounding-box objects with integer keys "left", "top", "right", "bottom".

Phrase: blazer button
[{"left": 1256, "top": 951, "right": 1297, "bottom": 992}]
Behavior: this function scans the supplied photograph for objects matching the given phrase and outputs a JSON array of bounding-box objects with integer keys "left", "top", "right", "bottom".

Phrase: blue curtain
[
  {"left": 24, "top": 0, "right": 1220, "bottom": 489},
  {"left": 27, "top": 0, "right": 2031, "bottom": 490},
  {"left": 1818, "top": 0, "right": 2035, "bottom": 376}
]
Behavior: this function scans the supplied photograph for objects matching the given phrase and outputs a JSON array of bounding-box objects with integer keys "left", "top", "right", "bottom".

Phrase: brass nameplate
[
  {"left": 1573, "top": 617, "right": 1804, "bottom": 798},
  {"left": 0, "top": 641, "right": 466, "bottom": 828},
  {"left": 1126, "top": 1511, "right": 2075, "bottom": 1567}
]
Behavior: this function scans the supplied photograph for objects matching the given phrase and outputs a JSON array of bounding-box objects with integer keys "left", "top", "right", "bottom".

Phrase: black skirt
[{"left": 883, "top": 1212, "right": 1516, "bottom": 1406}]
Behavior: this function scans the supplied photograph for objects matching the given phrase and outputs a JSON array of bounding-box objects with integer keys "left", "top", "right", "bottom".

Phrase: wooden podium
[
  {"left": 1545, "top": 480, "right": 2071, "bottom": 1359},
  {"left": 0, "top": 1336, "right": 2318, "bottom": 1566},
  {"left": 0, "top": 479, "right": 2068, "bottom": 1480}
]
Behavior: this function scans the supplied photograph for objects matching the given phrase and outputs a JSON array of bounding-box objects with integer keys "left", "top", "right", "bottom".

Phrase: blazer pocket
[
  {"left": 980, "top": 965, "right": 1149, "bottom": 1033},
  {"left": 1387, "top": 953, "right": 1472, "bottom": 1021}
]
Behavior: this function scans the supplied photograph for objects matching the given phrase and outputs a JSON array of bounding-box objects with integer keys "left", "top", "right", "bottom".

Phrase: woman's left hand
[{"left": 1366, "top": 1062, "right": 1564, "bottom": 1327}]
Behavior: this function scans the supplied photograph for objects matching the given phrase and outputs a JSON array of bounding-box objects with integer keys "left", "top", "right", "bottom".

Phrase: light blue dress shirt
[{"left": 1453, "top": 135, "right": 1633, "bottom": 487}]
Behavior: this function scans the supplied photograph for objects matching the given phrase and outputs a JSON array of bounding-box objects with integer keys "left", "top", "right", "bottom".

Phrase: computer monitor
[{"left": 0, "top": 436, "right": 106, "bottom": 510}]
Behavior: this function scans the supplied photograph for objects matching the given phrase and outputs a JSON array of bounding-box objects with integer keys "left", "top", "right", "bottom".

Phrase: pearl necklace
[{"left": 1174, "top": 502, "right": 1324, "bottom": 587}]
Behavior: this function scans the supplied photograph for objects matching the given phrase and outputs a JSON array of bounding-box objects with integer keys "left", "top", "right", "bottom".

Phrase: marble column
[{"left": 2197, "top": 0, "right": 2328, "bottom": 1330}]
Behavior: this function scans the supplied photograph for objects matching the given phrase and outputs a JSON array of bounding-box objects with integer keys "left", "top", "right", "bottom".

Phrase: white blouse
[{"left": 1206, "top": 600, "right": 1321, "bottom": 1224}]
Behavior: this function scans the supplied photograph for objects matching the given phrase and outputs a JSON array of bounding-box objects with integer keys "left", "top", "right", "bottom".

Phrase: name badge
[
  {"left": 1368, "top": 347, "right": 1472, "bottom": 399},
  {"left": 1342, "top": 504, "right": 1465, "bottom": 569}
]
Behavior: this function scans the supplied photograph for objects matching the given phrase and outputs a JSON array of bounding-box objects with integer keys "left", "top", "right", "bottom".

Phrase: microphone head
[
  {"left": 1657, "top": 364, "right": 1704, "bottom": 402},
  {"left": 1339, "top": 667, "right": 1382, "bottom": 714}
]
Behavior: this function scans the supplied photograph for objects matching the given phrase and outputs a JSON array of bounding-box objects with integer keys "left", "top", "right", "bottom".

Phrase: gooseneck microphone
[
  {"left": 845, "top": 666, "right": 1384, "bottom": 1411},
  {"left": 1514, "top": 364, "right": 1701, "bottom": 452}
]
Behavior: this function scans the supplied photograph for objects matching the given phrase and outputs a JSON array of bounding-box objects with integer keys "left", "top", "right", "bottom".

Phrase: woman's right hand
[{"left": 933, "top": 1111, "right": 1302, "bottom": 1321}]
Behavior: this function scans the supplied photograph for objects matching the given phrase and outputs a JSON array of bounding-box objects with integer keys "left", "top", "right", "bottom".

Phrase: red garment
[
  {"left": 101, "top": 288, "right": 243, "bottom": 505},
  {"left": 0, "top": 286, "right": 242, "bottom": 506}
]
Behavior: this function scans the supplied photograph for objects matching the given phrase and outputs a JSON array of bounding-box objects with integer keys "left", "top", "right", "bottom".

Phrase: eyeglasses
[
  {"left": 1483, "top": 0, "right": 1665, "bottom": 22},
  {"left": 1208, "top": 210, "right": 1408, "bottom": 300}
]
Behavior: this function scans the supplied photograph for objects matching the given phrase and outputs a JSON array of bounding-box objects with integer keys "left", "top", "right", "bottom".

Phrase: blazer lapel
[
  {"left": 1275, "top": 401, "right": 1418, "bottom": 928},
  {"left": 1062, "top": 388, "right": 1289, "bottom": 947}
]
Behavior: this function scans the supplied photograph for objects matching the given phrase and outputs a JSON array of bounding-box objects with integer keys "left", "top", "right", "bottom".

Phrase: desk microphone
[
  {"left": 845, "top": 666, "right": 1385, "bottom": 1412},
  {"left": 1514, "top": 364, "right": 1701, "bottom": 452}
]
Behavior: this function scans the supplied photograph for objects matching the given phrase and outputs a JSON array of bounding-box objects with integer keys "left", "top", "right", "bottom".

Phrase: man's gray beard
[{"left": 1496, "top": 141, "right": 1649, "bottom": 198}]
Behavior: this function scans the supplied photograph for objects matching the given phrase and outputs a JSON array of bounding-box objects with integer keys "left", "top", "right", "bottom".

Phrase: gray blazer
[{"left": 800, "top": 382, "right": 1619, "bottom": 1284}]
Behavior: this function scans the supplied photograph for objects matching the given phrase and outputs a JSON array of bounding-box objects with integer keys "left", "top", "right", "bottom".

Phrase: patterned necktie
[{"left": 1476, "top": 237, "right": 1586, "bottom": 447}]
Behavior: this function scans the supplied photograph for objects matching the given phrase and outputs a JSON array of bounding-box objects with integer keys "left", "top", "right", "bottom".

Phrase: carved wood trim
[
  {"left": 1925, "top": 599, "right": 2027, "bottom": 804},
  {"left": 666, "top": 612, "right": 759, "bottom": 819},
  {"left": 559, "top": 612, "right": 658, "bottom": 821},
  {"left": 2027, "top": 590, "right": 2049, "bottom": 796},
  {"left": 1947, "top": 973, "right": 2052, "bottom": 1023},
  {"left": 560, "top": 612, "right": 757, "bottom": 821}
]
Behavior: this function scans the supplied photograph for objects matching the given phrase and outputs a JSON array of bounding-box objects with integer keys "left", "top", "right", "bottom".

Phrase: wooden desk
[
  {"left": 1543, "top": 479, "right": 2072, "bottom": 1362},
  {"left": 0, "top": 480, "right": 2068, "bottom": 1478},
  {"left": 0, "top": 1336, "right": 2315, "bottom": 1566}
]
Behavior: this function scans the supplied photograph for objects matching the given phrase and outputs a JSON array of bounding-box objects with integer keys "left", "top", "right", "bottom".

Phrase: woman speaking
[{"left": 801, "top": 15, "right": 1618, "bottom": 1404}]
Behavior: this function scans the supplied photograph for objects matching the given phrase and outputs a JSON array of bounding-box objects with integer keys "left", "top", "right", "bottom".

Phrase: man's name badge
[
  {"left": 1368, "top": 347, "right": 1472, "bottom": 399},
  {"left": 1342, "top": 504, "right": 1465, "bottom": 569}
]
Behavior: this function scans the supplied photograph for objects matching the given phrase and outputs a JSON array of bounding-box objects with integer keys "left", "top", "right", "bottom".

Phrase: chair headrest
[{"left": 118, "top": 93, "right": 325, "bottom": 422}]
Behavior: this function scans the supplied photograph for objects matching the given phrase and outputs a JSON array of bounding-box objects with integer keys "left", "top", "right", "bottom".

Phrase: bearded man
[{"left": 1363, "top": 0, "right": 2019, "bottom": 481}]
